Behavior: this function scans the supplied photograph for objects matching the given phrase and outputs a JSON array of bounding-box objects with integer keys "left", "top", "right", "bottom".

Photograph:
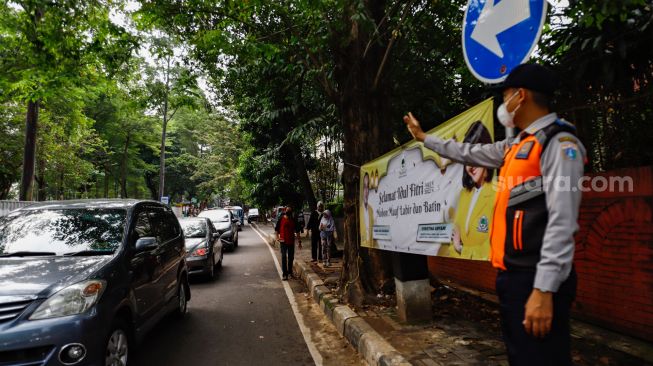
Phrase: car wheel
[
  {"left": 174, "top": 277, "right": 189, "bottom": 318},
  {"left": 206, "top": 256, "right": 215, "bottom": 280},
  {"left": 105, "top": 319, "right": 130, "bottom": 366}
]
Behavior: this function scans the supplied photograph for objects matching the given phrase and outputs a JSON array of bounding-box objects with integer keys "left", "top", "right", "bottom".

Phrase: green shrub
[{"left": 326, "top": 199, "right": 344, "bottom": 218}]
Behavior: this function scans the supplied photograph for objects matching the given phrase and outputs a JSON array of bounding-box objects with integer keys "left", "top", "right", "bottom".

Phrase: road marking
[{"left": 250, "top": 224, "right": 323, "bottom": 366}]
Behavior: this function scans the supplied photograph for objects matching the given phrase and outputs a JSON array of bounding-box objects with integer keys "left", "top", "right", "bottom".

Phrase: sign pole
[{"left": 392, "top": 253, "right": 432, "bottom": 322}]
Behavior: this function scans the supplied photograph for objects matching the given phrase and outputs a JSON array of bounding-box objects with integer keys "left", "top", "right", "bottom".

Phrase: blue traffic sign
[{"left": 462, "top": 0, "right": 548, "bottom": 84}]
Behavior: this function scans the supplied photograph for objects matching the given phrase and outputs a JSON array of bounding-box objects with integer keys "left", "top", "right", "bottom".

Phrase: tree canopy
[{"left": 1, "top": 0, "right": 651, "bottom": 304}]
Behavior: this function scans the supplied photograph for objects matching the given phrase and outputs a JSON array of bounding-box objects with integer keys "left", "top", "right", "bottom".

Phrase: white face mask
[{"left": 497, "top": 91, "right": 521, "bottom": 128}]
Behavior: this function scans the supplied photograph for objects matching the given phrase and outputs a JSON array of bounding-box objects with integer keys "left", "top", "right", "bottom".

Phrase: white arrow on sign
[{"left": 470, "top": 0, "right": 531, "bottom": 58}]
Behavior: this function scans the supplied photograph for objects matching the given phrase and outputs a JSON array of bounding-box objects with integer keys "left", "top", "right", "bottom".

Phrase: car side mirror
[{"left": 135, "top": 237, "right": 158, "bottom": 252}]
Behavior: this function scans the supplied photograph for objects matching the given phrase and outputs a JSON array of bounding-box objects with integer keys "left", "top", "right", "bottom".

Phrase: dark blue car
[{"left": 0, "top": 199, "right": 191, "bottom": 366}]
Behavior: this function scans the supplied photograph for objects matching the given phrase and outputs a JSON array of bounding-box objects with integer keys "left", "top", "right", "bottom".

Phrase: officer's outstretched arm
[{"left": 403, "top": 112, "right": 508, "bottom": 168}]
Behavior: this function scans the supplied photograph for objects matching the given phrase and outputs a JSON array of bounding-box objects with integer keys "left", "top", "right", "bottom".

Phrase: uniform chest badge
[
  {"left": 515, "top": 141, "right": 534, "bottom": 159},
  {"left": 477, "top": 215, "right": 489, "bottom": 233}
]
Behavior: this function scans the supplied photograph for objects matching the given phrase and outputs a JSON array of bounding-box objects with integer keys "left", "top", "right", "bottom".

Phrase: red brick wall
[{"left": 429, "top": 166, "right": 653, "bottom": 341}]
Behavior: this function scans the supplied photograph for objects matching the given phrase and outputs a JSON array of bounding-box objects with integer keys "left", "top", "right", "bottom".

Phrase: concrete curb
[
  {"left": 293, "top": 258, "right": 411, "bottom": 366},
  {"left": 261, "top": 229, "right": 410, "bottom": 365}
]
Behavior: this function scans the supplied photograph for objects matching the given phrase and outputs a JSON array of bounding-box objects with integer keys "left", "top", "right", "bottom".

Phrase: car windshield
[
  {"left": 0, "top": 208, "right": 126, "bottom": 256},
  {"left": 180, "top": 220, "right": 208, "bottom": 238},
  {"left": 249, "top": 209, "right": 259, "bottom": 216},
  {"left": 199, "top": 210, "right": 230, "bottom": 223}
]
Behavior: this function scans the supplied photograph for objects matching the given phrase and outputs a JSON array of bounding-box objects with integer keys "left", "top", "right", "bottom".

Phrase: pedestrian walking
[
  {"left": 319, "top": 209, "right": 335, "bottom": 267},
  {"left": 404, "top": 63, "right": 586, "bottom": 366},
  {"left": 274, "top": 204, "right": 302, "bottom": 280},
  {"left": 307, "top": 201, "right": 324, "bottom": 263}
]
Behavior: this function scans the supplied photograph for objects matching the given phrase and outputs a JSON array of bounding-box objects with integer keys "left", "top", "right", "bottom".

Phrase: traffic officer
[{"left": 403, "top": 63, "right": 585, "bottom": 366}]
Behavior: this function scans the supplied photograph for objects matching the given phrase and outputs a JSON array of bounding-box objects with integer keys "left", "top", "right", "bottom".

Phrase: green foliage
[
  {"left": 134, "top": 0, "right": 653, "bottom": 302},
  {"left": 0, "top": 0, "right": 649, "bottom": 303},
  {"left": 164, "top": 106, "right": 244, "bottom": 203},
  {"left": 0, "top": 2, "right": 243, "bottom": 202},
  {"left": 326, "top": 197, "right": 344, "bottom": 218},
  {"left": 540, "top": 0, "right": 653, "bottom": 171},
  {"left": 0, "top": 0, "right": 136, "bottom": 102},
  {"left": 0, "top": 102, "right": 24, "bottom": 199}
]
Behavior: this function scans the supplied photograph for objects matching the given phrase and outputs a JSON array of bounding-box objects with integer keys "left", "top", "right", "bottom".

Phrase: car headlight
[{"left": 30, "top": 280, "right": 106, "bottom": 320}]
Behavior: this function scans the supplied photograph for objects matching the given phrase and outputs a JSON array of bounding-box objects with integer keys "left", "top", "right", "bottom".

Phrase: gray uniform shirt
[{"left": 423, "top": 113, "right": 586, "bottom": 292}]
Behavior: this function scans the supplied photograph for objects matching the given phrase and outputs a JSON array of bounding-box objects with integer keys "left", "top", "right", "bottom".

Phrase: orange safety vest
[{"left": 489, "top": 120, "right": 577, "bottom": 271}]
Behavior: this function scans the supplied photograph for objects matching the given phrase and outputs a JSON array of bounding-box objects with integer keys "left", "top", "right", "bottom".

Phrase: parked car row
[
  {"left": 197, "top": 208, "right": 239, "bottom": 250},
  {"left": 223, "top": 205, "right": 243, "bottom": 231},
  {"left": 179, "top": 217, "right": 223, "bottom": 280},
  {"left": 0, "top": 200, "right": 245, "bottom": 366}
]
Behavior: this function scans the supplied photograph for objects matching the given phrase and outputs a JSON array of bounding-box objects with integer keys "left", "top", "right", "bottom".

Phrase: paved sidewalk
[{"left": 257, "top": 222, "right": 653, "bottom": 366}]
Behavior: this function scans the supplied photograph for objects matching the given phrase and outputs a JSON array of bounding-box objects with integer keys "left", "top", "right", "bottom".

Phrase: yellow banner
[{"left": 359, "top": 98, "right": 495, "bottom": 260}]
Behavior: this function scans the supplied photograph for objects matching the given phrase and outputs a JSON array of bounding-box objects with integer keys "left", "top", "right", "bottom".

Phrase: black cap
[{"left": 500, "top": 63, "right": 558, "bottom": 97}]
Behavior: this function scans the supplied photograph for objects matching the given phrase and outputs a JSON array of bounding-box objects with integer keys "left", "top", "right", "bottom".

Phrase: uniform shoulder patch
[{"left": 560, "top": 141, "right": 579, "bottom": 161}]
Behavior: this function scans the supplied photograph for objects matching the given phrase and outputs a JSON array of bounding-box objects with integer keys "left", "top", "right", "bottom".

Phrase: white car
[{"left": 247, "top": 208, "right": 259, "bottom": 223}]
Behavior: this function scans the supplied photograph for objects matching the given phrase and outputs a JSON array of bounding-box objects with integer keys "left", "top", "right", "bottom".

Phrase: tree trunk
[
  {"left": 158, "top": 114, "right": 167, "bottom": 201},
  {"left": 120, "top": 131, "right": 131, "bottom": 198},
  {"left": 158, "top": 57, "right": 171, "bottom": 202},
  {"left": 145, "top": 171, "right": 158, "bottom": 200},
  {"left": 58, "top": 168, "right": 64, "bottom": 200},
  {"left": 278, "top": 117, "right": 317, "bottom": 210},
  {"left": 95, "top": 172, "right": 100, "bottom": 198},
  {"left": 36, "top": 153, "right": 46, "bottom": 201},
  {"left": 104, "top": 162, "right": 110, "bottom": 198},
  {"left": 292, "top": 143, "right": 317, "bottom": 209},
  {"left": 19, "top": 100, "right": 39, "bottom": 201},
  {"left": 336, "top": 0, "right": 395, "bottom": 306}
]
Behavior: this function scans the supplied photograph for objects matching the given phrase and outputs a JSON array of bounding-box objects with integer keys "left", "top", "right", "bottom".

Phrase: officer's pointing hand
[
  {"left": 403, "top": 112, "right": 427, "bottom": 142},
  {"left": 523, "top": 289, "right": 553, "bottom": 338}
]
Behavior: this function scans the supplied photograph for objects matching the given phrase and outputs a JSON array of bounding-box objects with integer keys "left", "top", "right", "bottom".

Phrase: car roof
[
  {"left": 201, "top": 208, "right": 228, "bottom": 212},
  {"left": 199, "top": 209, "right": 229, "bottom": 216},
  {"left": 19, "top": 199, "right": 158, "bottom": 211},
  {"left": 179, "top": 217, "right": 208, "bottom": 222}
]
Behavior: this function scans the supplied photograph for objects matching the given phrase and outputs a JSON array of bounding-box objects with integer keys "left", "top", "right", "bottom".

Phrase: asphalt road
[{"left": 131, "top": 224, "right": 315, "bottom": 366}]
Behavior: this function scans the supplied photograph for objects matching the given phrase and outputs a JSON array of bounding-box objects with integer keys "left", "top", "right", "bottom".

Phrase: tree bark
[
  {"left": 36, "top": 153, "right": 46, "bottom": 201},
  {"left": 145, "top": 171, "right": 158, "bottom": 200},
  {"left": 58, "top": 168, "right": 64, "bottom": 200},
  {"left": 158, "top": 57, "right": 171, "bottom": 202},
  {"left": 290, "top": 142, "right": 317, "bottom": 209},
  {"left": 120, "top": 131, "right": 131, "bottom": 198},
  {"left": 336, "top": 0, "right": 395, "bottom": 306},
  {"left": 158, "top": 113, "right": 168, "bottom": 201},
  {"left": 278, "top": 116, "right": 317, "bottom": 210},
  {"left": 104, "top": 162, "right": 110, "bottom": 198},
  {"left": 19, "top": 100, "right": 39, "bottom": 201}
]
